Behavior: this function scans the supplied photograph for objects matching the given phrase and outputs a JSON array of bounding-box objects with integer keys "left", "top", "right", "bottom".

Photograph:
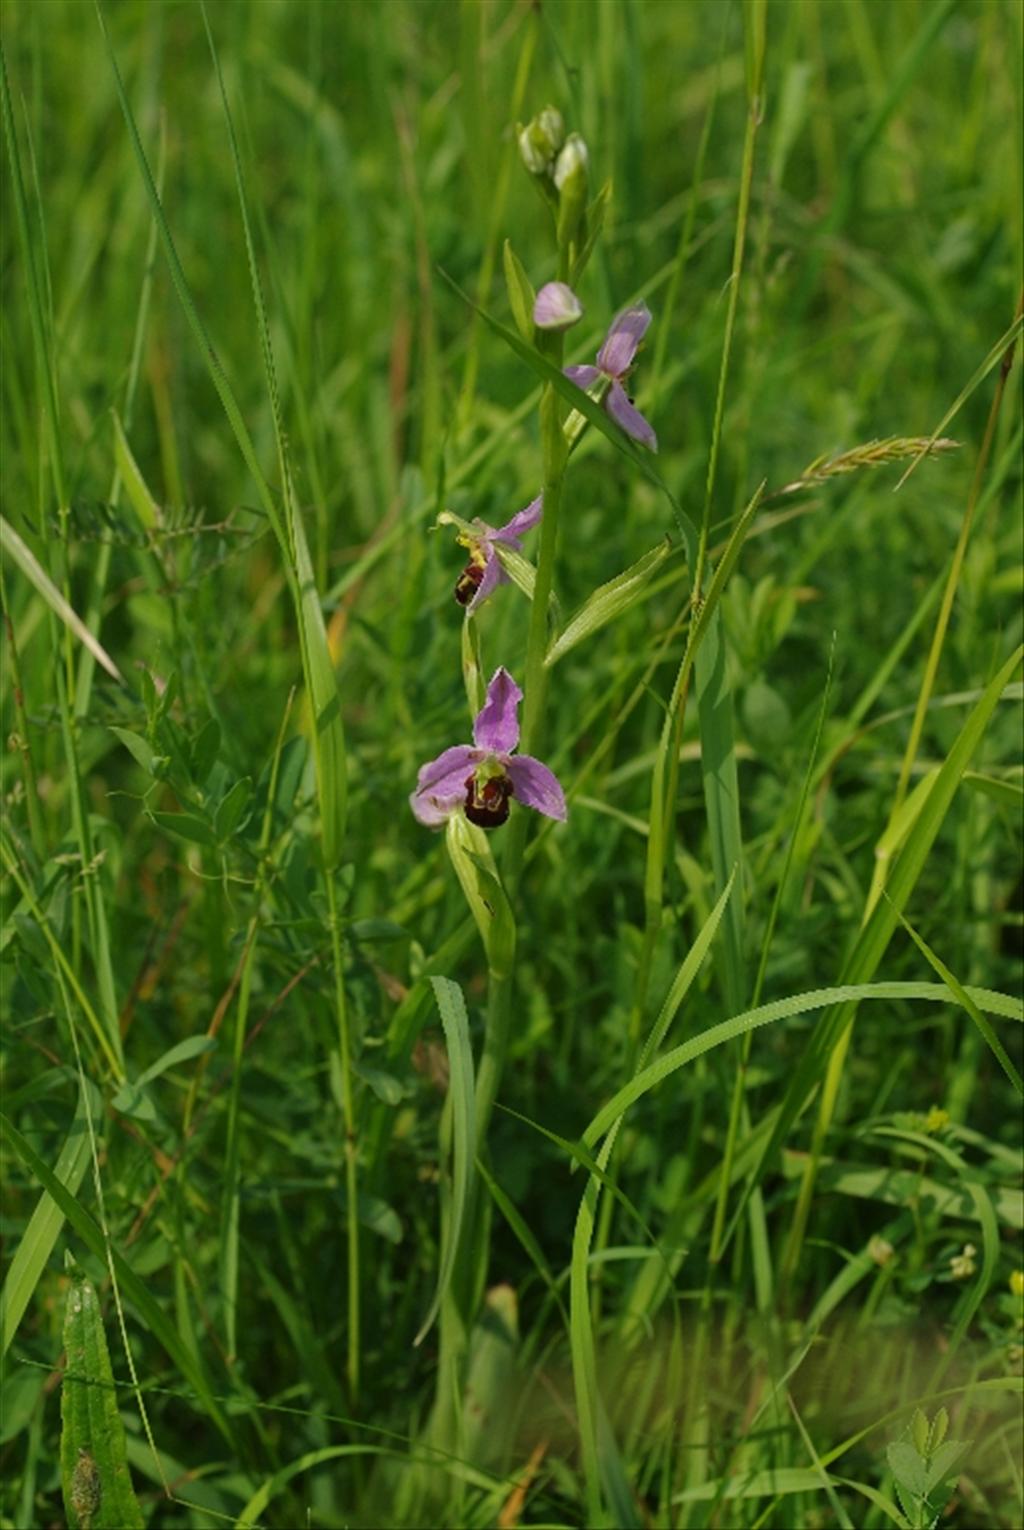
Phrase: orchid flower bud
[
  {"left": 554, "top": 132, "right": 589, "bottom": 247},
  {"left": 533, "top": 281, "right": 583, "bottom": 331},
  {"left": 518, "top": 106, "right": 565, "bottom": 176}
]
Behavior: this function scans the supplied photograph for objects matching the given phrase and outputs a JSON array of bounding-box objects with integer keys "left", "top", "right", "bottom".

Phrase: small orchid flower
[
  {"left": 451, "top": 495, "right": 542, "bottom": 612},
  {"left": 564, "top": 303, "right": 657, "bottom": 451},
  {"left": 534, "top": 281, "right": 583, "bottom": 332},
  {"left": 411, "top": 667, "right": 567, "bottom": 830}
]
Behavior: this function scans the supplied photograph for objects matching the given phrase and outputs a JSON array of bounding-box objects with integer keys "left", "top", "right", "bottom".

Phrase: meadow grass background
[{"left": 1, "top": 0, "right": 1023, "bottom": 1526}]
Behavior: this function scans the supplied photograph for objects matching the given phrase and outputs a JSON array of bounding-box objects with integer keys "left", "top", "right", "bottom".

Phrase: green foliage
[
  {"left": 60, "top": 1256, "right": 144, "bottom": 1530},
  {"left": 2, "top": 0, "right": 1022, "bottom": 1526}
]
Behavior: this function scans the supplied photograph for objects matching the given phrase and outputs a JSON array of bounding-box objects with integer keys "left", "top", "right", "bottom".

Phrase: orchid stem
[
  {"left": 474, "top": 969, "right": 514, "bottom": 1143},
  {"left": 325, "top": 869, "right": 360, "bottom": 1401}
]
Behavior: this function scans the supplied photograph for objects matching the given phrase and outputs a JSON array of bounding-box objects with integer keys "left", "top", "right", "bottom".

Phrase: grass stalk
[
  {"left": 0, "top": 558, "right": 47, "bottom": 859},
  {"left": 890, "top": 294, "right": 1022, "bottom": 821}
]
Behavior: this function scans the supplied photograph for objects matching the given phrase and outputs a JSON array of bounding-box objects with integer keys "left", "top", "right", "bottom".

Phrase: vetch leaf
[
  {"left": 61, "top": 1255, "right": 144, "bottom": 1529},
  {"left": 109, "top": 728, "right": 155, "bottom": 776},
  {"left": 214, "top": 777, "right": 253, "bottom": 842},
  {"left": 353, "top": 1060, "right": 405, "bottom": 1107},
  {"left": 357, "top": 1194, "right": 403, "bottom": 1245},
  {"left": 545, "top": 539, "right": 672, "bottom": 668},
  {"left": 189, "top": 718, "right": 221, "bottom": 785},
  {"left": 136, "top": 1034, "right": 216, "bottom": 1088},
  {"left": 109, "top": 1082, "right": 157, "bottom": 1123},
  {"left": 149, "top": 810, "right": 217, "bottom": 849}
]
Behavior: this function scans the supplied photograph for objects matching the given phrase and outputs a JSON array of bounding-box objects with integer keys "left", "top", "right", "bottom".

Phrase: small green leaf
[
  {"left": 61, "top": 1256, "right": 144, "bottom": 1529},
  {"left": 572, "top": 177, "right": 612, "bottom": 284},
  {"left": 136, "top": 1034, "right": 216, "bottom": 1088},
  {"left": 545, "top": 539, "right": 671, "bottom": 668},
  {"left": 887, "top": 1440, "right": 928, "bottom": 1498},
  {"left": 929, "top": 1407, "right": 949, "bottom": 1452},
  {"left": 190, "top": 718, "right": 221, "bottom": 785},
  {"left": 150, "top": 810, "right": 217, "bottom": 849},
  {"left": 215, "top": 777, "right": 252, "bottom": 842},
  {"left": 357, "top": 1194, "right": 403, "bottom": 1245},
  {"left": 109, "top": 727, "right": 155, "bottom": 776},
  {"left": 911, "top": 1408, "right": 929, "bottom": 1456},
  {"left": 348, "top": 918, "right": 408, "bottom": 943},
  {"left": 353, "top": 1060, "right": 405, "bottom": 1106},
  {"left": 502, "top": 239, "right": 535, "bottom": 342},
  {"left": 110, "top": 1082, "right": 157, "bottom": 1123},
  {"left": 925, "top": 1439, "right": 966, "bottom": 1486}
]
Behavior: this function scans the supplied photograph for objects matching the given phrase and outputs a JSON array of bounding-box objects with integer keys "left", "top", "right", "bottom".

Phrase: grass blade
[
  {"left": 61, "top": 1256, "right": 144, "bottom": 1530},
  {"left": 892, "top": 904, "right": 1023, "bottom": 1096},
  {"left": 1, "top": 1113, "right": 233, "bottom": 1446},
  {"left": 0, "top": 1081, "right": 99, "bottom": 1357},
  {"left": 581, "top": 978, "right": 1022, "bottom": 1149},
  {"left": 414, "top": 978, "right": 477, "bottom": 1347},
  {"left": 2, "top": 516, "right": 123, "bottom": 683}
]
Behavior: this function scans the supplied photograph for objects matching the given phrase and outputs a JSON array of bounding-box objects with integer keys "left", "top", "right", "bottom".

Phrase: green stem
[
  {"left": 473, "top": 970, "right": 514, "bottom": 1145},
  {"left": 325, "top": 870, "right": 360, "bottom": 1400},
  {"left": 0, "top": 559, "right": 47, "bottom": 858},
  {"left": 891, "top": 292, "right": 1022, "bottom": 818}
]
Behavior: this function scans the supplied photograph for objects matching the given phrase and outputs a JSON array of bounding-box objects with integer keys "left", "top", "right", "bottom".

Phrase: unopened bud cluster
[
  {"left": 518, "top": 107, "right": 589, "bottom": 249},
  {"left": 518, "top": 106, "right": 565, "bottom": 176}
]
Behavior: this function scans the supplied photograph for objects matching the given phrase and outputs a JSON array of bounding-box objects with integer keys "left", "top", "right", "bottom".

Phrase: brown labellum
[
  {"left": 464, "top": 770, "right": 513, "bottom": 828},
  {"left": 454, "top": 561, "right": 485, "bottom": 607}
]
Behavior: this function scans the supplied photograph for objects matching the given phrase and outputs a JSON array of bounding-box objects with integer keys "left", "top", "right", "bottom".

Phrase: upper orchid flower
[
  {"left": 411, "top": 668, "right": 567, "bottom": 829},
  {"left": 564, "top": 303, "right": 657, "bottom": 451},
  {"left": 451, "top": 496, "right": 542, "bottom": 612}
]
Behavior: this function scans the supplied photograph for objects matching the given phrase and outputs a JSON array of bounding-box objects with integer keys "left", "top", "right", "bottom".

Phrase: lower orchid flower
[
  {"left": 450, "top": 496, "right": 543, "bottom": 612},
  {"left": 411, "top": 667, "right": 567, "bottom": 829},
  {"left": 564, "top": 303, "right": 657, "bottom": 451}
]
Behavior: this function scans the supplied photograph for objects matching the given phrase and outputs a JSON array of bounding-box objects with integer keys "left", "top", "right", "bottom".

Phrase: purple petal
[
  {"left": 493, "top": 494, "right": 543, "bottom": 545},
  {"left": 564, "top": 364, "right": 601, "bottom": 391},
  {"left": 411, "top": 744, "right": 480, "bottom": 825},
  {"left": 466, "top": 548, "right": 507, "bottom": 613},
  {"left": 505, "top": 754, "right": 567, "bottom": 822},
  {"left": 596, "top": 304, "right": 652, "bottom": 378},
  {"left": 606, "top": 380, "right": 658, "bottom": 451},
  {"left": 473, "top": 667, "right": 523, "bottom": 755},
  {"left": 533, "top": 281, "right": 583, "bottom": 331}
]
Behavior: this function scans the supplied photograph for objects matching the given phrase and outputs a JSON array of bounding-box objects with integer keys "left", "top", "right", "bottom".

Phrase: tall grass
[{"left": 2, "top": 2, "right": 1022, "bottom": 1528}]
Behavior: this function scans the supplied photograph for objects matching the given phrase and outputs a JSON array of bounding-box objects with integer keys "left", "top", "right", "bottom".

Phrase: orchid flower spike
[
  {"left": 565, "top": 303, "right": 657, "bottom": 451},
  {"left": 411, "top": 668, "right": 567, "bottom": 830},
  {"left": 452, "top": 495, "right": 542, "bottom": 612}
]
